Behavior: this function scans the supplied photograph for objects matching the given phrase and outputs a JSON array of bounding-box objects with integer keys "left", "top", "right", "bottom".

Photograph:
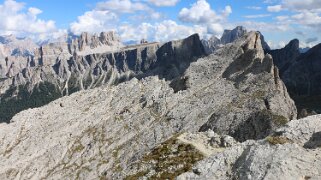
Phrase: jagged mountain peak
[
  {"left": 202, "top": 26, "right": 270, "bottom": 54},
  {"left": 285, "top": 39, "right": 300, "bottom": 50},
  {"left": 220, "top": 26, "right": 247, "bottom": 44}
]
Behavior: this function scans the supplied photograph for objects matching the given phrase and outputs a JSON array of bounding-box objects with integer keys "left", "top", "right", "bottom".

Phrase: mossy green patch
[
  {"left": 125, "top": 134, "right": 204, "bottom": 179},
  {"left": 266, "top": 136, "right": 292, "bottom": 145}
]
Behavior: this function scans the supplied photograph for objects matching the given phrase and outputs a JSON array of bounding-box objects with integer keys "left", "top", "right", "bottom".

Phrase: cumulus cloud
[
  {"left": 246, "top": 6, "right": 262, "bottom": 10},
  {"left": 176, "top": 0, "right": 231, "bottom": 37},
  {"left": 267, "top": 5, "right": 283, "bottom": 12},
  {"left": 263, "top": 0, "right": 278, "bottom": 4},
  {"left": 178, "top": 0, "right": 232, "bottom": 24},
  {"left": 28, "top": 7, "right": 42, "bottom": 16},
  {"left": 292, "top": 11, "right": 321, "bottom": 28},
  {"left": 276, "top": 16, "right": 289, "bottom": 21},
  {"left": 147, "top": 0, "right": 180, "bottom": 7},
  {"left": 241, "top": 21, "right": 290, "bottom": 32},
  {"left": 70, "top": 10, "right": 118, "bottom": 35},
  {"left": 71, "top": 0, "right": 229, "bottom": 40},
  {"left": 282, "top": 0, "right": 321, "bottom": 12},
  {"left": 70, "top": 0, "right": 164, "bottom": 35},
  {"left": 243, "top": 14, "right": 271, "bottom": 19},
  {"left": 119, "top": 20, "right": 207, "bottom": 42},
  {"left": 267, "top": 40, "right": 287, "bottom": 49},
  {"left": 0, "top": 0, "right": 59, "bottom": 38},
  {"left": 96, "top": 0, "right": 149, "bottom": 13},
  {"left": 207, "top": 23, "right": 224, "bottom": 35}
]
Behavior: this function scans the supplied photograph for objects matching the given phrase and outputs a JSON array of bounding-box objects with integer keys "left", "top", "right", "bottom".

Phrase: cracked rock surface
[
  {"left": 178, "top": 115, "right": 321, "bottom": 180},
  {"left": 0, "top": 32, "right": 298, "bottom": 179}
]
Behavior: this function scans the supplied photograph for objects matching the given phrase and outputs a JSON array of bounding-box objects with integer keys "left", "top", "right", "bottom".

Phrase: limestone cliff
[
  {"left": 0, "top": 33, "right": 204, "bottom": 123},
  {"left": 0, "top": 32, "right": 297, "bottom": 179}
]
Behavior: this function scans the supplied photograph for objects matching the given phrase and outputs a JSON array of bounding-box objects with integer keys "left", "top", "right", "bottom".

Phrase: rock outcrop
[
  {"left": 178, "top": 115, "right": 321, "bottom": 180},
  {"left": 220, "top": 26, "right": 247, "bottom": 45},
  {"left": 202, "top": 26, "right": 270, "bottom": 54},
  {"left": 0, "top": 31, "right": 297, "bottom": 179},
  {"left": 266, "top": 39, "right": 300, "bottom": 77}
]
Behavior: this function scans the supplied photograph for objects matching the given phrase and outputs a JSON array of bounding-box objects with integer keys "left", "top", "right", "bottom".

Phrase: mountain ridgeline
[
  {"left": 0, "top": 31, "right": 302, "bottom": 179},
  {"left": 267, "top": 39, "right": 321, "bottom": 114},
  {"left": 0, "top": 32, "right": 205, "bottom": 123}
]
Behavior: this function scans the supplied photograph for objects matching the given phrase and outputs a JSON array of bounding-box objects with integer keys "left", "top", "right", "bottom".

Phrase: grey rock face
[
  {"left": 220, "top": 26, "right": 247, "bottom": 45},
  {"left": 0, "top": 33, "right": 204, "bottom": 123},
  {"left": 267, "top": 39, "right": 300, "bottom": 77},
  {"left": 0, "top": 32, "right": 297, "bottom": 179},
  {"left": 282, "top": 43, "right": 321, "bottom": 96},
  {"left": 202, "top": 26, "right": 270, "bottom": 54},
  {"left": 201, "top": 36, "right": 221, "bottom": 54},
  {"left": 178, "top": 115, "right": 321, "bottom": 180},
  {"left": 268, "top": 39, "right": 321, "bottom": 115},
  {"left": 198, "top": 32, "right": 296, "bottom": 141},
  {"left": 0, "top": 35, "right": 38, "bottom": 58}
]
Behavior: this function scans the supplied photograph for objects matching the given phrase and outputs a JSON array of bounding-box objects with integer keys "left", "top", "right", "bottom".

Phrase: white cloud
[
  {"left": 178, "top": 0, "right": 231, "bottom": 24},
  {"left": 119, "top": 20, "right": 208, "bottom": 42},
  {"left": 267, "top": 5, "right": 283, "bottom": 12},
  {"left": 70, "top": 10, "right": 118, "bottom": 35},
  {"left": 278, "top": 41, "right": 286, "bottom": 48},
  {"left": 207, "top": 23, "right": 224, "bottom": 35},
  {"left": 261, "top": 0, "right": 321, "bottom": 33},
  {"left": 276, "top": 15, "right": 289, "bottom": 21},
  {"left": 267, "top": 40, "right": 287, "bottom": 49},
  {"left": 292, "top": 11, "right": 321, "bottom": 28},
  {"left": 241, "top": 21, "right": 290, "bottom": 32},
  {"left": 246, "top": 6, "right": 262, "bottom": 10},
  {"left": 0, "top": 0, "right": 59, "bottom": 38},
  {"left": 28, "top": 7, "right": 42, "bottom": 16},
  {"left": 96, "top": 0, "right": 149, "bottom": 13},
  {"left": 243, "top": 14, "right": 271, "bottom": 18},
  {"left": 263, "top": 0, "right": 278, "bottom": 4},
  {"left": 147, "top": 0, "right": 180, "bottom": 7},
  {"left": 282, "top": 0, "right": 321, "bottom": 12}
]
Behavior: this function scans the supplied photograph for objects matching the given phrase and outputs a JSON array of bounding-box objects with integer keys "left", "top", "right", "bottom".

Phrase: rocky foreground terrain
[{"left": 1, "top": 30, "right": 316, "bottom": 179}]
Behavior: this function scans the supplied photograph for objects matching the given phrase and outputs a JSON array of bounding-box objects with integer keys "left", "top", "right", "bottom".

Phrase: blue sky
[{"left": 0, "top": 0, "right": 320, "bottom": 48}]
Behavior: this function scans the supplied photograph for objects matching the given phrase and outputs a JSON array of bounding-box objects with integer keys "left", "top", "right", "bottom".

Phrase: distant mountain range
[
  {"left": 0, "top": 26, "right": 321, "bottom": 179},
  {"left": 0, "top": 26, "right": 320, "bottom": 122}
]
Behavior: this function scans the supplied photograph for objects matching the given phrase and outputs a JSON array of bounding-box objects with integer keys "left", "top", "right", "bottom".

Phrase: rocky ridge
[
  {"left": 0, "top": 31, "right": 297, "bottom": 179},
  {"left": 202, "top": 26, "right": 270, "bottom": 54},
  {"left": 0, "top": 32, "right": 203, "bottom": 123}
]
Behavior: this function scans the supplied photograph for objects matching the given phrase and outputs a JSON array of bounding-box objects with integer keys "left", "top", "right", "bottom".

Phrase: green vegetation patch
[
  {"left": 125, "top": 134, "right": 204, "bottom": 179},
  {"left": 266, "top": 136, "right": 293, "bottom": 145}
]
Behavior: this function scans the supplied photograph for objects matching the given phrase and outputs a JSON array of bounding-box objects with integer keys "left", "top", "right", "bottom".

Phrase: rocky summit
[
  {"left": 0, "top": 31, "right": 307, "bottom": 179},
  {"left": 202, "top": 26, "right": 270, "bottom": 54}
]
